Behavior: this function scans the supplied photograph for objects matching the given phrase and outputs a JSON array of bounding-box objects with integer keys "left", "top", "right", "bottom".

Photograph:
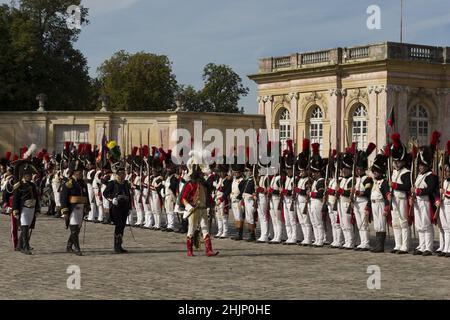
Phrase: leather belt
[{"left": 69, "top": 196, "right": 88, "bottom": 204}]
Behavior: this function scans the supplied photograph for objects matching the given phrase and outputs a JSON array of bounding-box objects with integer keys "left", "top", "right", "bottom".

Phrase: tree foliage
[
  {"left": 97, "top": 50, "right": 178, "bottom": 111},
  {"left": 0, "top": 0, "right": 92, "bottom": 111},
  {"left": 180, "top": 63, "right": 248, "bottom": 113}
]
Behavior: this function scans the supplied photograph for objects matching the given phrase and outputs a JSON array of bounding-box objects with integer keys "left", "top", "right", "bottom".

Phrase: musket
[
  {"left": 386, "top": 144, "right": 393, "bottom": 239},
  {"left": 322, "top": 131, "right": 332, "bottom": 214},
  {"left": 434, "top": 150, "right": 445, "bottom": 222},
  {"left": 290, "top": 141, "right": 297, "bottom": 212},
  {"left": 347, "top": 147, "right": 358, "bottom": 216},
  {"left": 408, "top": 138, "right": 418, "bottom": 239}
]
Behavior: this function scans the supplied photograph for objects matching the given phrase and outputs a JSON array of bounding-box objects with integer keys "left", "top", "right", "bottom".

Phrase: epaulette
[
  {"left": 13, "top": 181, "right": 21, "bottom": 191},
  {"left": 65, "top": 178, "right": 73, "bottom": 189}
]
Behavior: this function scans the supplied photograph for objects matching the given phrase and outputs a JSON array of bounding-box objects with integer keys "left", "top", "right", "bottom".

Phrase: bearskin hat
[{"left": 310, "top": 143, "right": 323, "bottom": 172}]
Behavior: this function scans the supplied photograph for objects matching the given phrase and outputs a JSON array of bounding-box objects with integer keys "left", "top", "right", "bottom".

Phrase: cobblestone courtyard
[{"left": 1, "top": 214, "right": 449, "bottom": 300}]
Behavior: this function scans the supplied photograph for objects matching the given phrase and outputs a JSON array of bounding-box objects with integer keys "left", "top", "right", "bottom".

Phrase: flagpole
[{"left": 400, "top": 0, "right": 404, "bottom": 43}]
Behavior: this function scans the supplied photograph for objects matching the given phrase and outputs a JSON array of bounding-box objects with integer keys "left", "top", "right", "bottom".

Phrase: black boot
[
  {"left": 71, "top": 226, "right": 82, "bottom": 256},
  {"left": 179, "top": 218, "right": 188, "bottom": 234},
  {"left": 232, "top": 228, "right": 244, "bottom": 241},
  {"left": 114, "top": 234, "right": 127, "bottom": 254},
  {"left": 371, "top": 232, "right": 382, "bottom": 253},
  {"left": 377, "top": 232, "right": 386, "bottom": 253},
  {"left": 20, "top": 226, "right": 32, "bottom": 255},
  {"left": 66, "top": 232, "right": 74, "bottom": 253}
]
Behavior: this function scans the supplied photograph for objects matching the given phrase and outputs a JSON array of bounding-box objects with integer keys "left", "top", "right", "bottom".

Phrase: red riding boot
[
  {"left": 187, "top": 236, "right": 194, "bottom": 257},
  {"left": 204, "top": 235, "right": 219, "bottom": 257}
]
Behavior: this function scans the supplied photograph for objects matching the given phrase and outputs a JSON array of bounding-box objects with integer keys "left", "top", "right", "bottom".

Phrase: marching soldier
[
  {"left": 337, "top": 146, "right": 356, "bottom": 250},
  {"left": 438, "top": 141, "right": 450, "bottom": 257},
  {"left": 255, "top": 154, "right": 271, "bottom": 243},
  {"left": 353, "top": 143, "right": 376, "bottom": 251},
  {"left": 242, "top": 159, "right": 257, "bottom": 242},
  {"left": 369, "top": 151, "right": 390, "bottom": 253},
  {"left": 86, "top": 158, "right": 98, "bottom": 222},
  {"left": 308, "top": 143, "right": 326, "bottom": 247},
  {"left": 295, "top": 139, "right": 313, "bottom": 246},
  {"left": 213, "top": 163, "right": 231, "bottom": 238},
  {"left": 150, "top": 156, "right": 165, "bottom": 230},
  {"left": 60, "top": 159, "right": 90, "bottom": 256},
  {"left": 103, "top": 161, "right": 132, "bottom": 253},
  {"left": 1, "top": 157, "right": 17, "bottom": 249},
  {"left": 281, "top": 140, "right": 297, "bottom": 245},
  {"left": 230, "top": 161, "right": 246, "bottom": 241},
  {"left": 92, "top": 163, "right": 105, "bottom": 223},
  {"left": 412, "top": 132, "right": 440, "bottom": 256},
  {"left": 390, "top": 133, "right": 412, "bottom": 254},
  {"left": 52, "top": 155, "right": 63, "bottom": 219},
  {"left": 174, "top": 163, "right": 189, "bottom": 233},
  {"left": 163, "top": 151, "right": 179, "bottom": 232},
  {"left": 325, "top": 150, "right": 344, "bottom": 248},
  {"left": 268, "top": 163, "right": 283, "bottom": 244},
  {"left": 100, "top": 164, "right": 112, "bottom": 224},
  {"left": 12, "top": 159, "right": 40, "bottom": 255},
  {"left": 181, "top": 153, "right": 218, "bottom": 257}
]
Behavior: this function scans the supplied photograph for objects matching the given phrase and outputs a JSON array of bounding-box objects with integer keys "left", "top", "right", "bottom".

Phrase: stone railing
[{"left": 258, "top": 42, "right": 450, "bottom": 73}]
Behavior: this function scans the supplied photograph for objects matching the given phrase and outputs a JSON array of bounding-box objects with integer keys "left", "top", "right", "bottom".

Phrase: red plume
[
  {"left": 44, "top": 154, "right": 50, "bottom": 163},
  {"left": 287, "top": 139, "right": 294, "bottom": 155},
  {"left": 5, "top": 151, "right": 11, "bottom": 161},
  {"left": 447, "top": 141, "right": 450, "bottom": 155},
  {"left": 142, "top": 145, "right": 150, "bottom": 158},
  {"left": 151, "top": 146, "right": 157, "bottom": 156},
  {"left": 430, "top": 131, "right": 441, "bottom": 147},
  {"left": 131, "top": 147, "right": 138, "bottom": 157},
  {"left": 348, "top": 142, "right": 357, "bottom": 155},
  {"left": 78, "top": 143, "right": 84, "bottom": 155},
  {"left": 365, "top": 143, "right": 376, "bottom": 157},
  {"left": 211, "top": 148, "right": 216, "bottom": 158},
  {"left": 312, "top": 143, "right": 320, "bottom": 156},
  {"left": 331, "top": 149, "right": 337, "bottom": 159},
  {"left": 64, "top": 142, "right": 70, "bottom": 152},
  {"left": 13, "top": 154, "right": 18, "bottom": 161},
  {"left": 302, "top": 139, "right": 310, "bottom": 152},
  {"left": 245, "top": 147, "right": 250, "bottom": 161},
  {"left": 159, "top": 148, "right": 167, "bottom": 162},
  {"left": 384, "top": 144, "right": 391, "bottom": 157},
  {"left": 391, "top": 133, "right": 401, "bottom": 148}
]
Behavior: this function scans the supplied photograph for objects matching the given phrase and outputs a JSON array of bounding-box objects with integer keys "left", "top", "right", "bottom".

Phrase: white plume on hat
[{"left": 23, "top": 143, "right": 37, "bottom": 159}]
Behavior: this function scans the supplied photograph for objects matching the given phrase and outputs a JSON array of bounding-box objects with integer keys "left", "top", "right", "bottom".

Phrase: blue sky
[{"left": 3, "top": 0, "right": 450, "bottom": 113}]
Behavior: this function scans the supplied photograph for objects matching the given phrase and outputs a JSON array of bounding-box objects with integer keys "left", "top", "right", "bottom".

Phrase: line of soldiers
[{"left": 1, "top": 132, "right": 450, "bottom": 257}]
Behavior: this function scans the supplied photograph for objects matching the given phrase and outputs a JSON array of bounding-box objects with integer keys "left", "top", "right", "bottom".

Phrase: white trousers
[
  {"left": 309, "top": 198, "right": 324, "bottom": 246},
  {"left": 20, "top": 207, "right": 35, "bottom": 226},
  {"left": 296, "top": 199, "right": 312, "bottom": 245},
  {"left": 244, "top": 197, "right": 255, "bottom": 224},
  {"left": 151, "top": 191, "right": 163, "bottom": 228},
  {"left": 87, "top": 184, "right": 98, "bottom": 221},
  {"left": 439, "top": 203, "right": 450, "bottom": 253},
  {"left": 165, "top": 194, "right": 176, "bottom": 229},
  {"left": 283, "top": 197, "right": 297, "bottom": 244},
  {"left": 257, "top": 194, "right": 269, "bottom": 242},
  {"left": 338, "top": 200, "right": 354, "bottom": 248},
  {"left": 354, "top": 199, "right": 370, "bottom": 249},
  {"left": 231, "top": 199, "right": 244, "bottom": 222},
  {"left": 414, "top": 197, "right": 434, "bottom": 252},
  {"left": 187, "top": 209, "right": 209, "bottom": 238},
  {"left": 269, "top": 195, "right": 283, "bottom": 242},
  {"left": 70, "top": 205, "right": 84, "bottom": 226},
  {"left": 215, "top": 201, "right": 229, "bottom": 237},
  {"left": 93, "top": 187, "right": 105, "bottom": 221},
  {"left": 328, "top": 203, "right": 343, "bottom": 247},
  {"left": 392, "top": 195, "right": 411, "bottom": 252}
]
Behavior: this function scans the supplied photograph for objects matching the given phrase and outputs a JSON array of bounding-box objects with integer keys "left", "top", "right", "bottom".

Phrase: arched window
[
  {"left": 352, "top": 104, "right": 368, "bottom": 149},
  {"left": 309, "top": 106, "right": 323, "bottom": 154},
  {"left": 409, "top": 105, "right": 429, "bottom": 146},
  {"left": 279, "top": 108, "right": 291, "bottom": 151}
]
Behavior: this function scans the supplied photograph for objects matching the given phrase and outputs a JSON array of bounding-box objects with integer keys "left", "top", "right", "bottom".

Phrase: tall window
[
  {"left": 309, "top": 106, "right": 323, "bottom": 154},
  {"left": 409, "top": 105, "right": 429, "bottom": 146},
  {"left": 279, "top": 108, "right": 291, "bottom": 151},
  {"left": 352, "top": 104, "right": 368, "bottom": 149}
]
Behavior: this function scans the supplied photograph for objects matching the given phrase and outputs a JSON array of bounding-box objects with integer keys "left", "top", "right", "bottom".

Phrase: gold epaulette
[
  {"left": 13, "top": 182, "right": 21, "bottom": 191},
  {"left": 65, "top": 179, "right": 73, "bottom": 189}
]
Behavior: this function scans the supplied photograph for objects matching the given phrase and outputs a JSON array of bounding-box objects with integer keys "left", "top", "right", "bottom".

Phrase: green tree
[
  {"left": 0, "top": 0, "right": 92, "bottom": 111},
  {"left": 180, "top": 63, "right": 248, "bottom": 113},
  {"left": 97, "top": 51, "right": 178, "bottom": 111},
  {"left": 201, "top": 63, "right": 248, "bottom": 113}
]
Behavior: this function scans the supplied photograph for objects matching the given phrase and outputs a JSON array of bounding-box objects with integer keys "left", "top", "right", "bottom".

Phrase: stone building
[
  {"left": 0, "top": 110, "right": 265, "bottom": 156},
  {"left": 249, "top": 42, "right": 450, "bottom": 156}
]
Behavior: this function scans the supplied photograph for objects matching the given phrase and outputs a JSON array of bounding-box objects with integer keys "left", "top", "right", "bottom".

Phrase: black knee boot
[
  {"left": 115, "top": 233, "right": 128, "bottom": 253},
  {"left": 71, "top": 226, "right": 82, "bottom": 256},
  {"left": 379, "top": 232, "right": 386, "bottom": 252},
  {"left": 20, "top": 226, "right": 32, "bottom": 255}
]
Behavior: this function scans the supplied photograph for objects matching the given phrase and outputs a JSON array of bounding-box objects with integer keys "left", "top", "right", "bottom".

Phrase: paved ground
[{"left": 1, "top": 213, "right": 450, "bottom": 300}]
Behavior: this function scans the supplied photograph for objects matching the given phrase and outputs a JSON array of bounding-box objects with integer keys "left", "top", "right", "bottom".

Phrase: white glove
[{"left": 112, "top": 198, "right": 119, "bottom": 206}]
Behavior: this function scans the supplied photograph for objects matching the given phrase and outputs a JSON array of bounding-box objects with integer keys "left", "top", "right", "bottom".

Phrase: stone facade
[
  {"left": 249, "top": 42, "right": 450, "bottom": 156},
  {"left": 0, "top": 111, "right": 265, "bottom": 155}
]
